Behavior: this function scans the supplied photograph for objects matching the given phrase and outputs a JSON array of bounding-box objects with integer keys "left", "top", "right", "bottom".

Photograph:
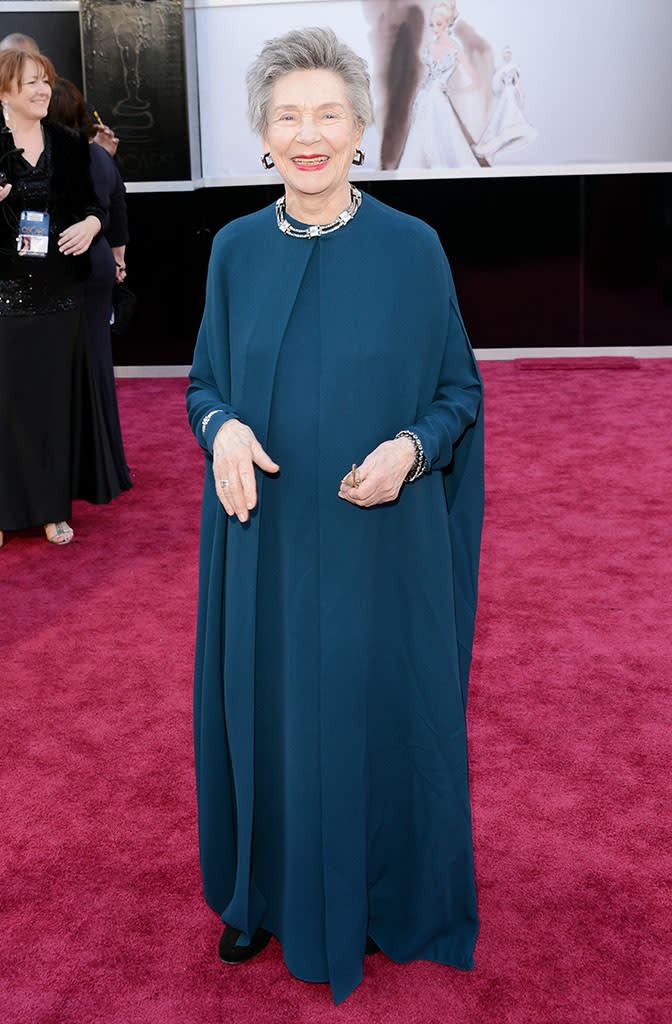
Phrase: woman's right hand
[
  {"left": 93, "top": 124, "right": 119, "bottom": 158},
  {"left": 0, "top": 183, "right": 11, "bottom": 202},
  {"left": 212, "top": 419, "right": 279, "bottom": 522}
]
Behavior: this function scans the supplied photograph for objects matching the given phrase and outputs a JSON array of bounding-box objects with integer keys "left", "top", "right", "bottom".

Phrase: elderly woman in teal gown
[{"left": 186, "top": 27, "right": 484, "bottom": 1005}]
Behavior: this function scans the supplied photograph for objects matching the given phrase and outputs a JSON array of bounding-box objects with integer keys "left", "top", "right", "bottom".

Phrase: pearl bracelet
[
  {"left": 201, "top": 409, "right": 224, "bottom": 436},
  {"left": 395, "top": 430, "right": 428, "bottom": 483}
]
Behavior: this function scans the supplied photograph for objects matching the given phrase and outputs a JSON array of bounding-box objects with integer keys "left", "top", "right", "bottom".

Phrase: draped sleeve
[
  {"left": 409, "top": 232, "right": 482, "bottom": 471},
  {"left": 186, "top": 230, "right": 241, "bottom": 454}
]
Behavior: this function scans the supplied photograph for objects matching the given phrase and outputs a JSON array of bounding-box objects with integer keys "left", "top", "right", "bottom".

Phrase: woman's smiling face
[
  {"left": 262, "top": 69, "right": 363, "bottom": 214},
  {"left": 1, "top": 59, "right": 52, "bottom": 125}
]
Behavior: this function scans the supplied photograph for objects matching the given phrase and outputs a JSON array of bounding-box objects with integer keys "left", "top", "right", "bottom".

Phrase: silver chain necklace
[{"left": 275, "top": 186, "right": 362, "bottom": 238}]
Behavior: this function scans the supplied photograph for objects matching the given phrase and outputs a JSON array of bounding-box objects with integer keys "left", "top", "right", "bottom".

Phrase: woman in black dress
[
  {"left": 48, "top": 76, "right": 132, "bottom": 492},
  {"left": 0, "top": 49, "right": 122, "bottom": 548}
]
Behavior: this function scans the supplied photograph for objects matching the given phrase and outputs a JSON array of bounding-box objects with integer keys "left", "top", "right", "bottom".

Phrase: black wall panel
[
  {"left": 0, "top": 11, "right": 83, "bottom": 90},
  {"left": 113, "top": 174, "right": 671, "bottom": 365}
]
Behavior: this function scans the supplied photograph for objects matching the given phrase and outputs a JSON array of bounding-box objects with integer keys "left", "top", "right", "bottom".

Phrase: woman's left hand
[
  {"left": 338, "top": 437, "right": 416, "bottom": 508},
  {"left": 112, "top": 246, "right": 127, "bottom": 282},
  {"left": 58, "top": 215, "right": 101, "bottom": 256}
]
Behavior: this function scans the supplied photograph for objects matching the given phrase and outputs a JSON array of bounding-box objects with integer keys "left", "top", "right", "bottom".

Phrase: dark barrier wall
[{"left": 112, "top": 173, "right": 672, "bottom": 365}]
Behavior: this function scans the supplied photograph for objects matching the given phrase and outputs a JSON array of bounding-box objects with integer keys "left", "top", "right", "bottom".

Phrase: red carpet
[{"left": 1, "top": 363, "right": 670, "bottom": 1023}]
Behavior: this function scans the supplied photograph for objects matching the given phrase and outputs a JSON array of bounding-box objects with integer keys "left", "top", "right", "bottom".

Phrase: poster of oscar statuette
[{"left": 80, "top": 0, "right": 191, "bottom": 182}]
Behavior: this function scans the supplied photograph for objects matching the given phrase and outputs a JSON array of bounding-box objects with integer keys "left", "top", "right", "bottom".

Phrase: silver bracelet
[
  {"left": 201, "top": 409, "right": 224, "bottom": 436},
  {"left": 395, "top": 430, "right": 428, "bottom": 482}
]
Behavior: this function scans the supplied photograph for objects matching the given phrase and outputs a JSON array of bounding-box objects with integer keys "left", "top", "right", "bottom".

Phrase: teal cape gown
[{"left": 186, "top": 192, "right": 484, "bottom": 1004}]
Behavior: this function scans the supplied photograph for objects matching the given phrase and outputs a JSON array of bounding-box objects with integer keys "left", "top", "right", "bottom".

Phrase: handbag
[{"left": 111, "top": 282, "right": 137, "bottom": 335}]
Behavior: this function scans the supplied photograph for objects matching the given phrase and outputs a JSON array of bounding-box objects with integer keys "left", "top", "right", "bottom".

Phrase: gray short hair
[
  {"left": 246, "top": 27, "right": 374, "bottom": 135},
  {"left": 0, "top": 33, "right": 39, "bottom": 53}
]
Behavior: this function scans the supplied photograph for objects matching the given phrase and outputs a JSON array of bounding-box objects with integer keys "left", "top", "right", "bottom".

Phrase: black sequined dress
[{"left": 0, "top": 123, "right": 123, "bottom": 532}]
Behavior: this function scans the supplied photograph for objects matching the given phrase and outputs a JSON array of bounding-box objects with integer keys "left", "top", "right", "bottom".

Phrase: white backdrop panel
[{"left": 195, "top": 0, "right": 672, "bottom": 182}]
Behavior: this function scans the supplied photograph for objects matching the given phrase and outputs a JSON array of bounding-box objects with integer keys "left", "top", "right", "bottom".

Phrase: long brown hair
[{"left": 47, "top": 76, "right": 95, "bottom": 138}]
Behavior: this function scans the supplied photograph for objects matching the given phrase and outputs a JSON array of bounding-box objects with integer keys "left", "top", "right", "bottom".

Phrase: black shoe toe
[{"left": 218, "top": 925, "right": 272, "bottom": 965}]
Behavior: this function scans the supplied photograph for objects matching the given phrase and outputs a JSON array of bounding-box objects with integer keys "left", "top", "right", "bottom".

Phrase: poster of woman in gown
[
  {"left": 475, "top": 45, "right": 537, "bottom": 162},
  {"left": 398, "top": 3, "right": 481, "bottom": 169},
  {"left": 364, "top": 0, "right": 496, "bottom": 170}
]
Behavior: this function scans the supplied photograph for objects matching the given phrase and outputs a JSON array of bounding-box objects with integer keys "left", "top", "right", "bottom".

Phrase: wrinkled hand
[
  {"left": 338, "top": 437, "right": 416, "bottom": 508},
  {"left": 0, "top": 182, "right": 11, "bottom": 202},
  {"left": 58, "top": 216, "right": 101, "bottom": 256},
  {"left": 93, "top": 124, "right": 119, "bottom": 158},
  {"left": 213, "top": 419, "right": 279, "bottom": 522}
]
